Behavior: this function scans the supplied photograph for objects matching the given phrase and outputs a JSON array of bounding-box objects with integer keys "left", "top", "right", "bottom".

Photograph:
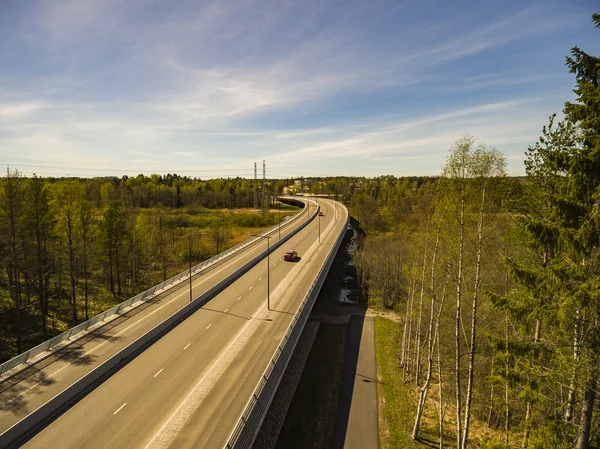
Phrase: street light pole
[
  {"left": 250, "top": 234, "right": 271, "bottom": 310},
  {"left": 278, "top": 200, "right": 281, "bottom": 240},
  {"left": 318, "top": 213, "right": 321, "bottom": 243}
]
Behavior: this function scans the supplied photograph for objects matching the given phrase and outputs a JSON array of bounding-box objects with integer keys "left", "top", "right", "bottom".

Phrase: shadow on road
[
  {"left": 331, "top": 314, "right": 366, "bottom": 449},
  {"left": 202, "top": 307, "right": 252, "bottom": 321}
]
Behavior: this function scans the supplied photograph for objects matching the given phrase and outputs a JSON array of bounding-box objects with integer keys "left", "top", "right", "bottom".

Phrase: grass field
[{"left": 375, "top": 316, "right": 421, "bottom": 449}]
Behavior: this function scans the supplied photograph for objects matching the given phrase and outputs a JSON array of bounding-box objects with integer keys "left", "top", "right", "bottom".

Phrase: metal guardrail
[
  {"left": 0, "top": 200, "right": 309, "bottom": 378},
  {"left": 224, "top": 201, "right": 349, "bottom": 449}
]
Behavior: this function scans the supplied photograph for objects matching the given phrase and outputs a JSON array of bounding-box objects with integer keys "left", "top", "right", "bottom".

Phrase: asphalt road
[
  {"left": 343, "top": 316, "right": 378, "bottom": 449},
  {"left": 0, "top": 200, "right": 310, "bottom": 441},
  {"left": 19, "top": 198, "right": 347, "bottom": 449}
]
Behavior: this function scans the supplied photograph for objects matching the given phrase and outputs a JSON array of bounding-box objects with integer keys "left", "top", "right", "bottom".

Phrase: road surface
[
  {"left": 0, "top": 199, "right": 309, "bottom": 443},
  {"left": 16, "top": 198, "right": 347, "bottom": 448}
]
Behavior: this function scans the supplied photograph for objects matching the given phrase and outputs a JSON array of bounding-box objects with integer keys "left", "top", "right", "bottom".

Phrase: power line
[{"left": 0, "top": 162, "right": 251, "bottom": 174}]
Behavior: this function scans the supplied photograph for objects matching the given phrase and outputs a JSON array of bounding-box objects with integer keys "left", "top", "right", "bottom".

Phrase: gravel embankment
[{"left": 252, "top": 321, "right": 320, "bottom": 449}]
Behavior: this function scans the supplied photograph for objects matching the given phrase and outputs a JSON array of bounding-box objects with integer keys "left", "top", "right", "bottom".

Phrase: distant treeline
[
  {"left": 0, "top": 171, "right": 450, "bottom": 362},
  {"left": 0, "top": 173, "right": 299, "bottom": 362}
]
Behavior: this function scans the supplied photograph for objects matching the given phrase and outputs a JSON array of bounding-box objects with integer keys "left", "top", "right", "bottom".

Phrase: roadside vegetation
[
  {"left": 0, "top": 174, "right": 298, "bottom": 362},
  {"left": 353, "top": 16, "right": 600, "bottom": 449}
]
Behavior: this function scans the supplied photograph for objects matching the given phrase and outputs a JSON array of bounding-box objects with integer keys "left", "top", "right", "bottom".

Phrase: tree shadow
[
  {"left": 415, "top": 436, "right": 439, "bottom": 448},
  {"left": 0, "top": 369, "right": 56, "bottom": 416},
  {"left": 269, "top": 309, "right": 295, "bottom": 316},
  {"left": 357, "top": 373, "right": 385, "bottom": 385},
  {"left": 332, "top": 314, "right": 366, "bottom": 449},
  {"left": 0, "top": 328, "right": 123, "bottom": 401},
  {"left": 202, "top": 307, "right": 252, "bottom": 321}
]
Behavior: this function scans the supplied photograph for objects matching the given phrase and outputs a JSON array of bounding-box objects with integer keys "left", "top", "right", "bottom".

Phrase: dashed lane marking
[{"left": 114, "top": 403, "right": 127, "bottom": 415}]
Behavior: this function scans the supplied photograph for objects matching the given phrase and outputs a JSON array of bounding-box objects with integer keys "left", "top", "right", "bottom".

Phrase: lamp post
[
  {"left": 278, "top": 200, "right": 281, "bottom": 240},
  {"left": 318, "top": 212, "right": 321, "bottom": 243},
  {"left": 186, "top": 232, "right": 207, "bottom": 302},
  {"left": 250, "top": 234, "right": 271, "bottom": 310}
]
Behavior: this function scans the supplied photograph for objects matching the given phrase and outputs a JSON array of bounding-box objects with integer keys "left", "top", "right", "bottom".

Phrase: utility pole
[
  {"left": 261, "top": 160, "right": 266, "bottom": 214},
  {"left": 254, "top": 162, "right": 258, "bottom": 210}
]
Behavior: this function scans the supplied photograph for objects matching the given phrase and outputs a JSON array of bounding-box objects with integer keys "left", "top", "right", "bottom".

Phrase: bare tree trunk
[
  {"left": 401, "top": 259, "right": 417, "bottom": 370},
  {"left": 412, "top": 277, "right": 446, "bottom": 440},
  {"left": 522, "top": 317, "right": 541, "bottom": 449},
  {"left": 455, "top": 191, "right": 465, "bottom": 449},
  {"left": 36, "top": 211, "right": 46, "bottom": 335},
  {"left": 412, "top": 216, "right": 443, "bottom": 439},
  {"left": 437, "top": 314, "right": 444, "bottom": 449},
  {"left": 159, "top": 213, "right": 166, "bottom": 281},
  {"left": 115, "top": 226, "right": 122, "bottom": 297},
  {"left": 415, "top": 249, "right": 428, "bottom": 386},
  {"left": 488, "top": 357, "right": 495, "bottom": 427},
  {"left": 461, "top": 186, "right": 486, "bottom": 449},
  {"left": 505, "top": 316, "right": 510, "bottom": 447},
  {"left": 403, "top": 260, "right": 418, "bottom": 382},
  {"left": 83, "top": 231, "right": 88, "bottom": 320},
  {"left": 3, "top": 170, "right": 23, "bottom": 353},
  {"left": 565, "top": 308, "right": 581, "bottom": 422},
  {"left": 108, "top": 236, "right": 115, "bottom": 296},
  {"left": 575, "top": 372, "right": 597, "bottom": 449},
  {"left": 131, "top": 218, "right": 136, "bottom": 295},
  {"left": 68, "top": 216, "right": 77, "bottom": 322}
]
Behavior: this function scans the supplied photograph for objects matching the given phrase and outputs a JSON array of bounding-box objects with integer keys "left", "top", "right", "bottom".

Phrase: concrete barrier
[{"left": 224, "top": 201, "right": 349, "bottom": 449}]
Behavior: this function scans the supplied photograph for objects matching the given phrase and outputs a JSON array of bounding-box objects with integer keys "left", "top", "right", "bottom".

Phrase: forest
[
  {"left": 353, "top": 15, "right": 600, "bottom": 449},
  {"left": 0, "top": 173, "right": 301, "bottom": 362}
]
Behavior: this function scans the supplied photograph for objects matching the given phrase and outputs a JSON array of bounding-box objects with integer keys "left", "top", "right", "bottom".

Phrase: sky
[{"left": 0, "top": 0, "right": 598, "bottom": 179}]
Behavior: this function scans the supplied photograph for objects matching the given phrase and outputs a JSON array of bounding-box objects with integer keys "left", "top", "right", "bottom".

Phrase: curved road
[
  {"left": 18, "top": 198, "right": 347, "bottom": 448},
  {"left": 1, "top": 198, "right": 309, "bottom": 444}
]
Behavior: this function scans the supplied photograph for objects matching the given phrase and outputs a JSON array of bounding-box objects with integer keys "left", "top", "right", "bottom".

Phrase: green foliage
[
  {"left": 0, "top": 173, "right": 299, "bottom": 361},
  {"left": 374, "top": 317, "right": 420, "bottom": 449},
  {"left": 528, "top": 418, "right": 577, "bottom": 449}
]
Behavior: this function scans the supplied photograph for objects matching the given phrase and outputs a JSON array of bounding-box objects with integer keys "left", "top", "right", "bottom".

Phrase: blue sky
[{"left": 0, "top": 0, "right": 598, "bottom": 178}]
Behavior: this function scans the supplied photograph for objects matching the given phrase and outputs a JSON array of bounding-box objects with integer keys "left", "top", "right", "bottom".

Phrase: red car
[{"left": 284, "top": 250, "right": 298, "bottom": 261}]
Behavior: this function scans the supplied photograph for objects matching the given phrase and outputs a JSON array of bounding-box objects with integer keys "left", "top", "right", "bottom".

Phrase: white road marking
[
  {"left": 114, "top": 403, "right": 127, "bottom": 415},
  {"left": 206, "top": 324, "right": 212, "bottom": 330},
  {"left": 144, "top": 203, "right": 343, "bottom": 449},
  {"left": 154, "top": 369, "right": 163, "bottom": 378},
  {"left": 183, "top": 343, "right": 191, "bottom": 351}
]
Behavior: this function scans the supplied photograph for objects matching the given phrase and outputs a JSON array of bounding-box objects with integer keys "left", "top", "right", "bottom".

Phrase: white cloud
[{"left": 0, "top": 103, "right": 46, "bottom": 118}]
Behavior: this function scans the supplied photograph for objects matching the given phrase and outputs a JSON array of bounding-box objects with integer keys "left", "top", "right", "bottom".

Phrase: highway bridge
[{"left": 0, "top": 198, "right": 349, "bottom": 448}]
